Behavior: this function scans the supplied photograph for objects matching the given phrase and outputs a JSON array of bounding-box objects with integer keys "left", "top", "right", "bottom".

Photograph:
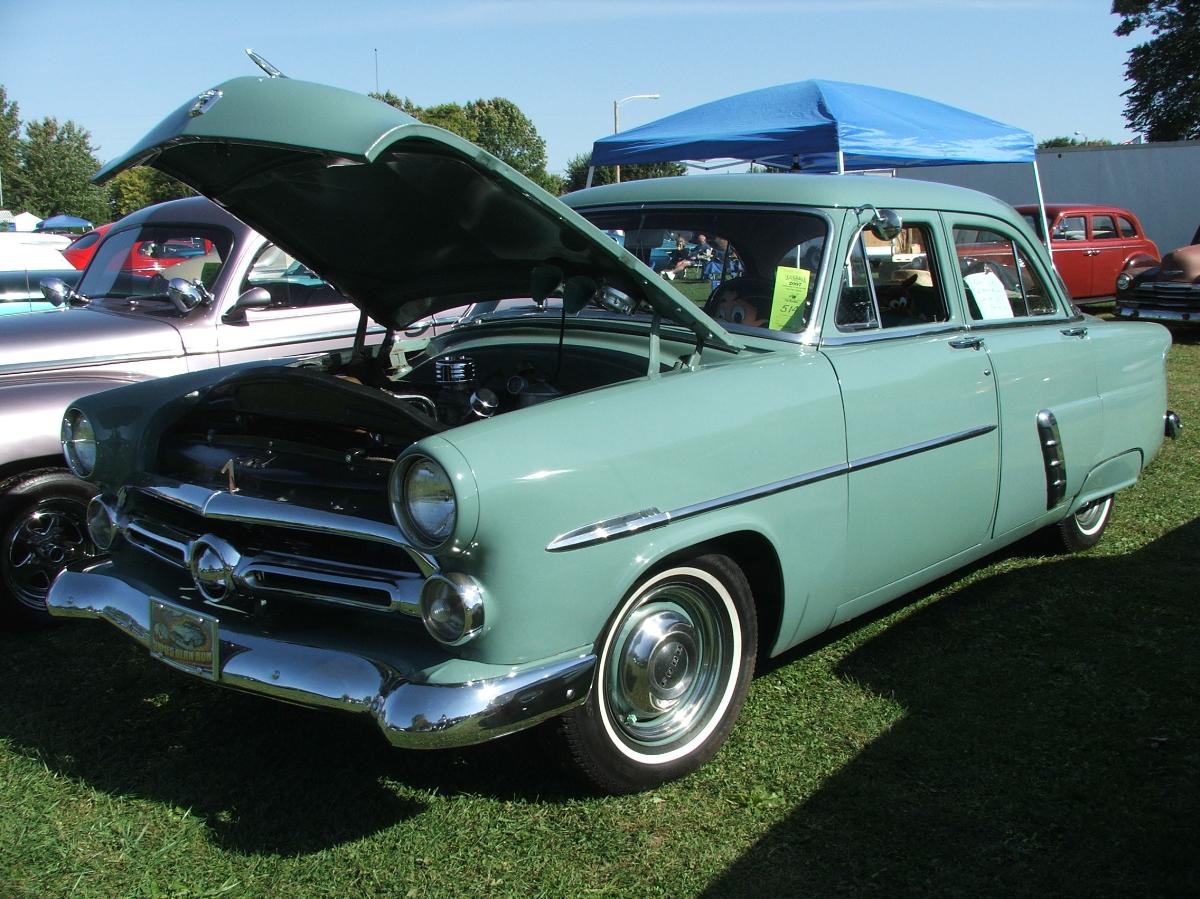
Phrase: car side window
[
  {"left": 1092, "top": 214, "right": 1118, "bottom": 240},
  {"left": 1117, "top": 215, "right": 1138, "bottom": 239},
  {"left": 242, "top": 244, "right": 348, "bottom": 310},
  {"left": 836, "top": 223, "right": 948, "bottom": 331},
  {"left": 954, "top": 226, "right": 1057, "bottom": 320},
  {"left": 1054, "top": 216, "right": 1087, "bottom": 240}
]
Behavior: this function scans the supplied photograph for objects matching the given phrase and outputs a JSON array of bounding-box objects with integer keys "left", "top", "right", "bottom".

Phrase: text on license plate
[{"left": 149, "top": 600, "right": 219, "bottom": 679}]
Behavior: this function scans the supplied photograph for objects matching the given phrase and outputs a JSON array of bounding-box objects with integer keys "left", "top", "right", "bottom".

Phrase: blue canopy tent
[
  {"left": 35, "top": 214, "right": 93, "bottom": 233},
  {"left": 587, "top": 79, "right": 1051, "bottom": 250}
]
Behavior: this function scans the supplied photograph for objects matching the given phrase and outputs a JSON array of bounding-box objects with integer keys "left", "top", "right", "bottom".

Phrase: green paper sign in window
[{"left": 770, "top": 267, "right": 811, "bottom": 331}]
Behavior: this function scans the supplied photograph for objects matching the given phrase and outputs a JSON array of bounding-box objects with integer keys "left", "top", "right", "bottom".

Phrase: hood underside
[{"left": 96, "top": 76, "right": 738, "bottom": 351}]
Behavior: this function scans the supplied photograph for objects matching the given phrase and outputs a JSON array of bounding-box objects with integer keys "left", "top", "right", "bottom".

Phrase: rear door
[{"left": 942, "top": 213, "right": 1102, "bottom": 539}]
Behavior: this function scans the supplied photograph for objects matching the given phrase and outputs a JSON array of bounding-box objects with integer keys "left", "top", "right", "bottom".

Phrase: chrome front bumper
[{"left": 48, "top": 565, "right": 595, "bottom": 749}]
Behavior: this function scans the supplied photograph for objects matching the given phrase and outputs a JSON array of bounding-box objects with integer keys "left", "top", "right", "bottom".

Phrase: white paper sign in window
[{"left": 965, "top": 271, "right": 1013, "bottom": 320}]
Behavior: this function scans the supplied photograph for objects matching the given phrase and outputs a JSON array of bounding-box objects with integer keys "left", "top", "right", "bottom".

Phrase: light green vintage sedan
[{"left": 48, "top": 76, "right": 1178, "bottom": 793}]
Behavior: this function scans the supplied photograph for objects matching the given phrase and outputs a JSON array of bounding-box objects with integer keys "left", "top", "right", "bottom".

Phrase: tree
[
  {"left": 17, "top": 117, "right": 108, "bottom": 223},
  {"left": 107, "top": 168, "right": 194, "bottom": 219},
  {"left": 562, "top": 153, "right": 686, "bottom": 193},
  {"left": 370, "top": 90, "right": 559, "bottom": 192},
  {"left": 1113, "top": 0, "right": 1200, "bottom": 141},
  {"left": 1037, "top": 136, "right": 1116, "bottom": 148},
  {"left": 0, "top": 86, "right": 19, "bottom": 211}
]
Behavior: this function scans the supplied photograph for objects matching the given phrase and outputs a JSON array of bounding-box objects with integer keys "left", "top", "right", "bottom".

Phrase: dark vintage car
[
  {"left": 0, "top": 197, "right": 400, "bottom": 622},
  {"left": 1016, "top": 203, "right": 1159, "bottom": 304},
  {"left": 1114, "top": 224, "right": 1200, "bottom": 323},
  {"left": 46, "top": 76, "right": 1177, "bottom": 794}
]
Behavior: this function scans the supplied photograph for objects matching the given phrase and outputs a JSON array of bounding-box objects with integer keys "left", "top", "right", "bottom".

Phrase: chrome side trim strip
[
  {"left": 547, "top": 424, "right": 997, "bottom": 552},
  {"left": 133, "top": 484, "right": 438, "bottom": 577}
]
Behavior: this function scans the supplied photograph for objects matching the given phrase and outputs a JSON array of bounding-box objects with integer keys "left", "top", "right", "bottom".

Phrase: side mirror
[
  {"left": 855, "top": 205, "right": 903, "bottom": 242},
  {"left": 594, "top": 286, "right": 636, "bottom": 315},
  {"left": 221, "top": 286, "right": 272, "bottom": 323},
  {"left": 167, "top": 278, "right": 209, "bottom": 314},
  {"left": 40, "top": 277, "right": 72, "bottom": 308}
]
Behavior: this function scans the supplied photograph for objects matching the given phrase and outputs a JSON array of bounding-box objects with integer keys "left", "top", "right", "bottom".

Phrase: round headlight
[
  {"left": 393, "top": 456, "right": 457, "bottom": 545},
  {"left": 420, "top": 574, "right": 485, "bottom": 646},
  {"left": 61, "top": 408, "right": 97, "bottom": 478},
  {"left": 1116, "top": 271, "right": 1132, "bottom": 292}
]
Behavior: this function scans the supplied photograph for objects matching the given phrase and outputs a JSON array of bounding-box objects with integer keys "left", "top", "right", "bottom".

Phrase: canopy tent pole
[
  {"left": 837, "top": 150, "right": 845, "bottom": 175},
  {"left": 585, "top": 165, "right": 595, "bottom": 189},
  {"left": 1031, "top": 158, "right": 1054, "bottom": 262}
]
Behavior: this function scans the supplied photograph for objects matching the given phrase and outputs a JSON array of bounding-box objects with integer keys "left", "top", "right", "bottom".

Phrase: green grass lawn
[{"left": 3, "top": 338, "right": 1197, "bottom": 899}]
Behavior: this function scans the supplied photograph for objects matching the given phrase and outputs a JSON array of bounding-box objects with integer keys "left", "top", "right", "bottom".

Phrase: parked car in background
[
  {"left": 0, "top": 238, "right": 78, "bottom": 315},
  {"left": 61, "top": 224, "right": 111, "bottom": 269},
  {"left": 1114, "top": 224, "right": 1200, "bottom": 324},
  {"left": 46, "top": 76, "right": 1178, "bottom": 794},
  {"left": 1015, "top": 204, "right": 1159, "bottom": 305},
  {"left": 0, "top": 195, "right": 405, "bottom": 623}
]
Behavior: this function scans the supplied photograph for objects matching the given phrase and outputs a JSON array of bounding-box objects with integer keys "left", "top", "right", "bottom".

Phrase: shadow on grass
[
  {"left": 704, "top": 517, "right": 1200, "bottom": 896},
  {"left": 0, "top": 621, "right": 583, "bottom": 856}
]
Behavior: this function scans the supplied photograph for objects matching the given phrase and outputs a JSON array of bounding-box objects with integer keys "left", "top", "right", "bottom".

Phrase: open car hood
[{"left": 96, "top": 76, "right": 740, "bottom": 352}]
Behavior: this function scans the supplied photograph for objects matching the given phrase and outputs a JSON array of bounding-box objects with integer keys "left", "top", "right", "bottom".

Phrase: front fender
[{"left": 421, "top": 348, "right": 848, "bottom": 664}]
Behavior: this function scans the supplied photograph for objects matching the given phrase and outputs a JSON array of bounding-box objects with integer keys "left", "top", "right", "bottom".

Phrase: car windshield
[
  {"left": 579, "top": 207, "right": 828, "bottom": 335},
  {"left": 75, "top": 224, "right": 233, "bottom": 305}
]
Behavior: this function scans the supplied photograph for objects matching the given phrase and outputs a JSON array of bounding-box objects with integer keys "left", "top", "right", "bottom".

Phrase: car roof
[
  {"left": 111, "top": 195, "right": 255, "bottom": 235},
  {"left": 563, "top": 173, "right": 1020, "bottom": 220},
  {"left": 1014, "top": 203, "right": 1138, "bottom": 217}
]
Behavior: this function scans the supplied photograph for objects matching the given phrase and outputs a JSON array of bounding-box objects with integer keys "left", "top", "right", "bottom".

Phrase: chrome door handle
[
  {"left": 949, "top": 336, "right": 985, "bottom": 350},
  {"left": 1060, "top": 326, "right": 1088, "bottom": 338},
  {"left": 1084, "top": 249, "right": 1101, "bottom": 256}
]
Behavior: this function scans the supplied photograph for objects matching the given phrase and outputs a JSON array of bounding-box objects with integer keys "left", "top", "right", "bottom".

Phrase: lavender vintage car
[
  {"left": 0, "top": 196, "right": 395, "bottom": 621},
  {"left": 45, "top": 75, "right": 1178, "bottom": 794}
]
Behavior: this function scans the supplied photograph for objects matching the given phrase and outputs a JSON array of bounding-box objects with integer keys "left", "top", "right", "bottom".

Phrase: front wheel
[
  {"left": 1, "top": 469, "right": 99, "bottom": 625},
  {"left": 1050, "top": 494, "right": 1114, "bottom": 553},
  {"left": 562, "top": 554, "right": 756, "bottom": 794}
]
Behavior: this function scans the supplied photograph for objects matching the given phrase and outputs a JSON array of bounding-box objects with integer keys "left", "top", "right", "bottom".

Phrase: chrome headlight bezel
[
  {"left": 1116, "top": 271, "right": 1133, "bottom": 292},
  {"left": 420, "top": 573, "right": 486, "bottom": 646},
  {"left": 61, "top": 408, "right": 97, "bottom": 478},
  {"left": 390, "top": 454, "right": 458, "bottom": 549}
]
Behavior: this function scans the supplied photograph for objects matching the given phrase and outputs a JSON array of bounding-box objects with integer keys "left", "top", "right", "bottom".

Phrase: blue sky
[{"left": 1, "top": 0, "right": 1140, "bottom": 177}]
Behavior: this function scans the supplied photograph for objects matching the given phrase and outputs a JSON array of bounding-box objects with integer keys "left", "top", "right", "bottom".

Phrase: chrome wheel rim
[
  {"left": 602, "top": 571, "right": 737, "bottom": 757},
  {"left": 4, "top": 499, "right": 96, "bottom": 611},
  {"left": 1073, "top": 496, "right": 1112, "bottom": 536}
]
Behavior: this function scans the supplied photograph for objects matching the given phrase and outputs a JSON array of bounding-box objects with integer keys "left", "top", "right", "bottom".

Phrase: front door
[{"left": 821, "top": 214, "right": 999, "bottom": 602}]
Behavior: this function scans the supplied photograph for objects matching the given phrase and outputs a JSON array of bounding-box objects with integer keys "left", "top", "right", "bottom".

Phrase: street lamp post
[{"left": 613, "top": 93, "right": 660, "bottom": 183}]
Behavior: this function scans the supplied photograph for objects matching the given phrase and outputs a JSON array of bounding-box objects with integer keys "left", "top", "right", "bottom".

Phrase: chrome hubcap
[
  {"left": 1073, "top": 496, "right": 1111, "bottom": 536},
  {"left": 4, "top": 502, "right": 96, "bottom": 611},
  {"left": 606, "top": 578, "right": 733, "bottom": 750}
]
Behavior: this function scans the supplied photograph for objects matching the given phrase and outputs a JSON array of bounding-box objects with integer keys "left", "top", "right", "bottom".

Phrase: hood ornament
[{"left": 245, "top": 48, "right": 288, "bottom": 79}]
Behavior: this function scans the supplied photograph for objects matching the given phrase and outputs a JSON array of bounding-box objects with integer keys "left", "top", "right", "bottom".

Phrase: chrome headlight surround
[
  {"left": 61, "top": 408, "right": 97, "bottom": 478},
  {"left": 85, "top": 495, "right": 119, "bottom": 551},
  {"left": 420, "top": 573, "right": 486, "bottom": 646},
  {"left": 390, "top": 454, "right": 457, "bottom": 549},
  {"left": 1116, "top": 271, "right": 1133, "bottom": 292}
]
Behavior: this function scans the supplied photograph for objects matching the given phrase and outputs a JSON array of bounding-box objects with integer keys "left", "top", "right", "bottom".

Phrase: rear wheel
[
  {"left": 562, "top": 553, "right": 756, "bottom": 794},
  {"left": 1049, "top": 494, "right": 1114, "bottom": 553},
  {"left": 0, "top": 469, "right": 99, "bottom": 625}
]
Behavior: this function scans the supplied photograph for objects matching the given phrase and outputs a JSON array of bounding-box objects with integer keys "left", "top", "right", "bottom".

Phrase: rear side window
[
  {"left": 1092, "top": 215, "right": 1118, "bottom": 240},
  {"left": 1117, "top": 216, "right": 1138, "bottom": 238},
  {"left": 953, "top": 226, "right": 1057, "bottom": 320},
  {"left": 835, "top": 223, "right": 949, "bottom": 331}
]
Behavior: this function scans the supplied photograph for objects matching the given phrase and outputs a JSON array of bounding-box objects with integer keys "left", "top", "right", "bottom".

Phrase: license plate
[{"left": 149, "top": 600, "right": 219, "bottom": 679}]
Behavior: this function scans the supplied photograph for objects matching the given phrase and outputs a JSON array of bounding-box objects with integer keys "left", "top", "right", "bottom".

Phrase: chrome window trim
[
  {"left": 820, "top": 323, "right": 963, "bottom": 347},
  {"left": 547, "top": 423, "right": 996, "bottom": 552}
]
